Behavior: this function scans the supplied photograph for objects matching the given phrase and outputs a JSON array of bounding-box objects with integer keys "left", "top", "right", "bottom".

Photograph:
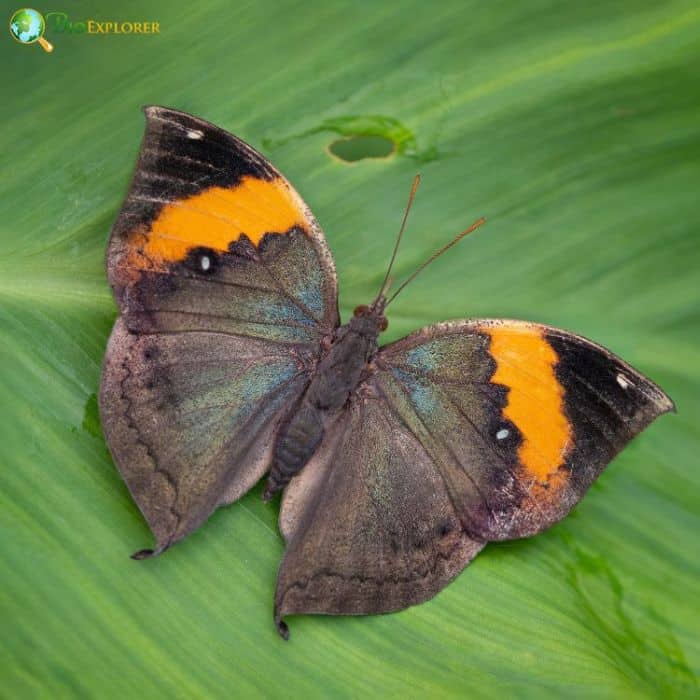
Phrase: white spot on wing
[
  {"left": 187, "top": 129, "right": 204, "bottom": 140},
  {"left": 496, "top": 428, "right": 509, "bottom": 440},
  {"left": 616, "top": 373, "right": 632, "bottom": 389},
  {"left": 200, "top": 255, "right": 211, "bottom": 271}
]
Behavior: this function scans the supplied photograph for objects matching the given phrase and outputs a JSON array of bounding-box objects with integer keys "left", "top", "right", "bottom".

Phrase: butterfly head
[{"left": 352, "top": 298, "right": 388, "bottom": 334}]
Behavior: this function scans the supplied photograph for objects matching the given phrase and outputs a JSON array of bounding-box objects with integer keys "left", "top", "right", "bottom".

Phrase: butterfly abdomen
[{"left": 265, "top": 401, "right": 325, "bottom": 499}]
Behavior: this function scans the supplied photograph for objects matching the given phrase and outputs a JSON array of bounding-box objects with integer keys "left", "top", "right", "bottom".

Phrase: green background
[{"left": 2, "top": 1, "right": 698, "bottom": 697}]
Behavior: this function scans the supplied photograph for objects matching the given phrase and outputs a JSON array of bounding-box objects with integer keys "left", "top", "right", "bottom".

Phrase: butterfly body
[
  {"left": 100, "top": 106, "right": 673, "bottom": 638},
  {"left": 266, "top": 301, "right": 387, "bottom": 498}
]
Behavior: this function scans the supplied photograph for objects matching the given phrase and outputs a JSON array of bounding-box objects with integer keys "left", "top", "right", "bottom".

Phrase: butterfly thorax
[{"left": 263, "top": 300, "right": 387, "bottom": 500}]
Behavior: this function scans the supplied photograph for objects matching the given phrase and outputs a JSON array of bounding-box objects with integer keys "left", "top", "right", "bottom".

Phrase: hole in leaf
[{"left": 328, "top": 134, "right": 396, "bottom": 162}]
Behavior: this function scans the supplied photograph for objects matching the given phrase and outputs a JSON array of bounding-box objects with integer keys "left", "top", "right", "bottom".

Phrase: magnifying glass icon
[{"left": 9, "top": 8, "right": 54, "bottom": 52}]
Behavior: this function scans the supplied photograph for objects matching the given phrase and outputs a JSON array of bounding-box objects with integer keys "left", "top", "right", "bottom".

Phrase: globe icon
[{"left": 9, "top": 8, "right": 53, "bottom": 52}]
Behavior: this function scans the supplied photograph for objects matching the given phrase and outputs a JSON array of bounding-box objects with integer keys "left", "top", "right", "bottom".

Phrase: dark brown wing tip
[
  {"left": 131, "top": 548, "right": 155, "bottom": 560},
  {"left": 142, "top": 104, "right": 171, "bottom": 116},
  {"left": 141, "top": 105, "right": 214, "bottom": 130},
  {"left": 275, "top": 616, "right": 290, "bottom": 640},
  {"left": 142, "top": 105, "right": 170, "bottom": 122},
  {"left": 651, "top": 385, "right": 676, "bottom": 416},
  {"left": 131, "top": 542, "right": 169, "bottom": 560}
]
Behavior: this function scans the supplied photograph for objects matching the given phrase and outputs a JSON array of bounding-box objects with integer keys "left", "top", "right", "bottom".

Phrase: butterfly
[{"left": 100, "top": 106, "right": 674, "bottom": 639}]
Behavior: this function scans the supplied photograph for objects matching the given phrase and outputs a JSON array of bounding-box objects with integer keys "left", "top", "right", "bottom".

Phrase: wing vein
[{"left": 139, "top": 307, "right": 317, "bottom": 330}]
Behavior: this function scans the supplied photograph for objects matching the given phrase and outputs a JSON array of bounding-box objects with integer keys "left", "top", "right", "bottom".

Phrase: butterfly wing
[
  {"left": 101, "top": 319, "right": 310, "bottom": 556},
  {"left": 100, "top": 106, "right": 338, "bottom": 556},
  {"left": 274, "top": 399, "right": 485, "bottom": 638},
  {"left": 374, "top": 319, "right": 674, "bottom": 540},
  {"left": 274, "top": 319, "right": 672, "bottom": 635},
  {"left": 107, "top": 106, "right": 338, "bottom": 338}
]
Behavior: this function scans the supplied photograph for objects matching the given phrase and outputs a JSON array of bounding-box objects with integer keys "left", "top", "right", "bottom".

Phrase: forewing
[
  {"left": 100, "top": 319, "right": 309, "bottom": 555},
  {"left": 374, "top": 319, "right": 674, "bottom": 541},
  {"left": 107, "top": 105, "right": 338, "bottom": 341},
  {"left": 100, "top": 107, "right": 337, "bottom": 553},
  {"left": 275, "top": 400, "right": 485, "bottom": 637}
]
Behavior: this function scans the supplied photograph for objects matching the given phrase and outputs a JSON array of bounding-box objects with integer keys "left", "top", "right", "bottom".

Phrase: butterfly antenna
[
  {"left": 385, "top": 216, "right": 486, "bottom": 307},
  {"left": 374, "top": 174, "right": 421, "bottom": 303}
]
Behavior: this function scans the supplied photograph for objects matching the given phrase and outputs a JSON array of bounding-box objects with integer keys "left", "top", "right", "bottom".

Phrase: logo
[
  {"left": 8, "top": 8, "right": 161, "bottom": 52},
  {"left": 48, "top": 12, "right": 161, "bottom": 35},
  {"left": 9, "top": 8, "right": 53, "bottom": 52}
]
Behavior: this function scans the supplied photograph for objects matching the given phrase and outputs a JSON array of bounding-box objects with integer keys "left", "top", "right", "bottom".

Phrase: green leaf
[{"left": 2, "top": 1, "right": 698, "bottom": 697}]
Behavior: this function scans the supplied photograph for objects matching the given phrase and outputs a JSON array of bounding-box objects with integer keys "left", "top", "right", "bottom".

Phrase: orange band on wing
[
  {"left": 485, "top": 325, "right": 571, "bottom": 482},
  {"left": 127, "top": 176, "right": 307, "bottom": 269}
]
